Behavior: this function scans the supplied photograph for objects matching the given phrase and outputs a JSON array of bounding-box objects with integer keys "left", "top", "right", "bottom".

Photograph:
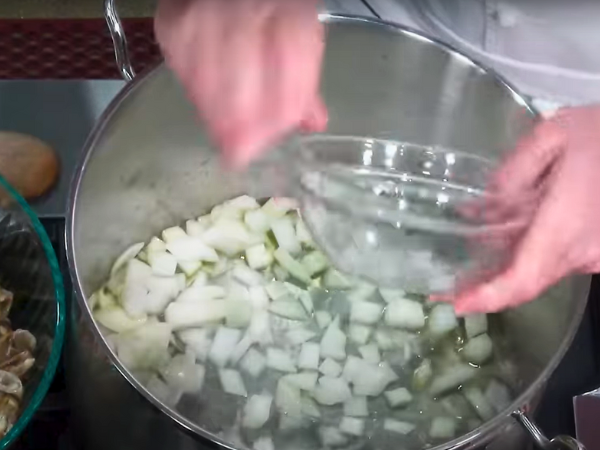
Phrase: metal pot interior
[{"left": 68, "top": 15, "right": 589, "bottom": 450}]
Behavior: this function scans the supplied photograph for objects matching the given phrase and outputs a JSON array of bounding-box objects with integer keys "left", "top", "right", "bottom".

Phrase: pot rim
[{"left": 66, "top": 12, "right": 589, "bottom": 450}]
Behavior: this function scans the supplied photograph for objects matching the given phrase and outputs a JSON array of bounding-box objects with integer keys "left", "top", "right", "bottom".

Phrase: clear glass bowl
[
  {"left": 0, "top": 175, "right": 65, "bottom": 449},
  {"left": 291, "top": 135, "right": 534, "bottom": 294}
]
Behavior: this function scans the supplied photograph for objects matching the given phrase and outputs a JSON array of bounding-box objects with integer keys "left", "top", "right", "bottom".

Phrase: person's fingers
[
  {"left": 492, "top": 116, "right": 566, "bottom": 195},
  {"left": 300, "top": 96, "right": 328, "bottom": 132}
]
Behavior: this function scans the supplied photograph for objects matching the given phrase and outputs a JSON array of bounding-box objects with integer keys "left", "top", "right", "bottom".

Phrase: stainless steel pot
[{"left": 65, "top": 2, "right": 590, "bottom": 450}]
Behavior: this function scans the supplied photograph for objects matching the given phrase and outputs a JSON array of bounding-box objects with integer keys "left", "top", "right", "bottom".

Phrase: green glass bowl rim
[{"left": 0, "top": 175, "right": 65, "bottom": 449}]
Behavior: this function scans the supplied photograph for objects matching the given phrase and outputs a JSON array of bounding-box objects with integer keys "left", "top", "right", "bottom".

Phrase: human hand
[
  {"left": 451, "top": 106, "right": 600, "bottom": 314},
  {"left": 154, "top": 0, "right": 327, "bottom": 168}
]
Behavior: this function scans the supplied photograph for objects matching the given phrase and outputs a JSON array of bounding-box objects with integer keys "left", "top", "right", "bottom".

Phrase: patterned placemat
[{"left": 0, "top": 19, "right": 160, "bottom": 79}]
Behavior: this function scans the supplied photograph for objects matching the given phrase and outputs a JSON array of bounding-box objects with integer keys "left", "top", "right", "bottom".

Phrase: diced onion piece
[
  {"left": 286, "top": 328, "right": 316, "bottom": 346},
  {"left": 240, "top": 348, "right": 267, "bottom": 378},
  {"left": 249, "top": 286, "right": 270, "bottom": 311},
  {"left": 283, "top": 372, "right": 318, "bottom": 391},
  {"left": 262, "top": 197, "right": 296, "bottom": 219},
  {"left": 462, "top": 334, "right": 493, "bottom": 365},
  {"left": 348, "top": 324, "right": 372, "bottom": 345},
  {"left": 146, "top": 375, "right": 182, "bottom": 407},
  {"left": 189, "top": 271, "right": 208, "bottom": 288},
  {"left": 265, "top": 281, "right": 289, "bottom": 301},
  {"left": 464, "top": 387, "right": 495, "bottom": 420},
  {"left": 485, "top": 379, "right": 512, "bottom": 413},
  {"left": 185, "top": 219, "right": 210, "bottom": 237},
  {"left": 342, "top": 356, "right": 364, "bottom": 383},
  {"left": 162, "top": 226, "right": 187, "bottom": 244},
  {"left": 295, "top": 217, "right": 315, "bottom": 247},
  {"left": 229, "top": 335, "right": 254, "bottom": 365},
  {"left": 383, "top": 419, "right": 415, "bottom": 435},
  {"left": 301, "top": 396, "right": 321, "bottom": 418},
  {"left": 226, "top": 195, "right": 260, "bottom": 211},
  {"left": 429, "top": 417, "right": 456, "bottom": 439},
  {"left": 319, "top": 358, "right": 343, "bottom": 378},
  {"left": 319, "top": 427, "right": 348, "bottom": 447},
  {"left": 161, "top": 353, "right": 205, "bottom": 393},
  {"left": 203, "top": 219, "right": 259, "bottom": 256},
  {"left": 178, "top": 260, "right": 202, "bottom": 277},
  {"left": 219, "top": 369, "right": 247, "bottom": 396},
  {"left": 247, "top": 311, "right": 273, "bottom": 346},
  {"left": 271, "top": 217, "right": 301, "bottom": 255},
  {"left": 353, "top": 363, "right": 398, "bottom": 397},
  {"left": 177, "top": 285, "right": 226, "bottom": 303},
  {"left": 95, "top": 306, "right": 147, "bottom": 333},
  {"left": 350, "top": 302, "right": 382, "bottom": 325},
  {"left": 121, "top": 259, "right": 152, "bottom": 317},
  {"left": 385, "top": 299, "right": 425, "bottom": 330},
  {"left": 209, "top": 327, "right": 242, "bottom": 367},
  {"left": 226, "top": 300, "right": 253, "bottom": 328},
  {"left": 412, "top": 359, "right": 433, "bottom": 390},
  {"left": 243, "top": 394, "right": 273, "bottom": 429},
  {"left": 323, "top": 269, "right": 352, "bottom": 290},
  {"left": 320, "top": 319, "right": 347, "bottom": 360},
  {"left": 116, "top": 322, "right": 172, "bottom": 371},
  {"left": 315, "top": 311, "right": 333, "bottom": 329},
  {"left": 313, "top": 376, "right": 352, "bottom": 405},
  {"left": 266, "top": 348, "right": 297, "bottom": 373},
  {"left": 301, "top": 251, "right": 329, "bottom": 277},
  {"left": 298, "top": 342, "right": 320, "bottom": 370},
  {"left": 344, "top": 396, "right": 368, "bottom": 417},
  {"left": 269, "top": 300, "right": 307, "bottom": 321},
  {"left": 273, "top": 248, "right": 312, "bottom": 284},
  {"left": 464, "top": 314, "right": 488, "bottom": 338},
  {"left": 272, "top": 265, "right": 289, "bottom": 281},
  {"left": 358, "top": 343, "right": 380, "bottom": 364},
  {"left": 428, "top": 304, "right": 458, "bottom": 337},
  {"left": 384, "top": 387, "right": 413, "bottom": 408},
  {"left": 246, "top": 244, "right": 273, "bottom": 270},
  {"left": 298, "top": 291, "right": 314, "bottom": 315},
  {"left": 146, "top": 237, "right": 167, "bottom": 254},
  {"left": 275, "top": 379, "right": 302, "bottom": 416},
  {"left": 165, "top": 300, "right": 227, "bottom": 330},
  {"left": 166, "top": 235, "right": 219, "bottom": 263},
  {"left": 347, "top": 283, "right": 378, "bottom": 303},
  {"left": 339, "top": 417, "right": 364, "bottom": 436},
  {"left": 245, "top": 209, "right": 271, "bottom": 234},
  {"left": 178, "top": 328, "right": 213, "bottom": 362},
  {"left": 111, "top": 242, "right": 144, "bottom": 276},
  {"left": 253, "top": 436, "right": 274, "bottom": 450},
  {"left": 378, "top": 288, "right": 406, "bottom": 304},
  {"left": 232, "top": 262, "right": 265, "bottom": 287},
  {"left": 429, "top": 364, "right": 478, "bottom": 397}
]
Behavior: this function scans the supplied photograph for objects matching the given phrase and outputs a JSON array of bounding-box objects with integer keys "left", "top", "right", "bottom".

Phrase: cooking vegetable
[
  {"left": 428, "top": 304, "right": 458, "bottom": 337},
  {"left": 253, "top": 436, "right": 274, "bottom": 450},
  {"left": 344, "top": 396, "right": 369, "bottom": 417},
  {"left": 385, "top": 298, "right": 425, "bottom": 330},
  {"left": 240, "top": 348, "right": 267, "bottom": 378},
  {"left": 430, "top": 364, "right": 478, "bottom": 397},
  {"left": 462, "top": 334, "right": 493, "bottom": 365},
  {"left": 219, "top": 369, "right": 247, "bottom": 396},
  {"left": 313, "top": 376, "right": 352, "bottom": 405},
  {"left": 320, "top": 319, "right": 347, "bottom": 360},
  {"left": 266, "top": 348, "right": 297, "bottom": 373},
  {"left": 464, "top": 314, "right": 488, "bottom": 338},
  {"left": 384, "top": 387, "right": 413, "bottom": 408},
  {"left": 282, "top": 372, "right": 318, "bottom": 391},
  {"left": 246, "top": 244, "right": 273, "bottom": 270},
  {"left": 319, "top": 358, "right": 343, "bottom": 377},
  {"left": 429, "top": 417, "right": 456, "bottom": 439},
  {"left": 350, "top": 301, "right": 382, "bottom": 325},
  {"left": 339, "top": 417, "right": 364, "bottom": 436},
  {"left": 243, "top": 394, "right": 273, "bottom": 429},
  {"left": 383, "top": 419, "right": 415, "bottom": 435},
  {"left": 275, "top": 379, "right": 302, "bottom": 416},
  {"left": 464, "top": 387, "right": 495, "bottom": 420},
  {"left": 298, "top": 342, "right": 320, "bottom": 370},
  {"left": 209, "top": 327, "right": 242, "bottom": 367},
  {"left": 358, "top": 343, "right": 380, "bottom": 364}
]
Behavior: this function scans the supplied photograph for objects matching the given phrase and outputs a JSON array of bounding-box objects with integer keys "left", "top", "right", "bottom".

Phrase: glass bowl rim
[{"left": 0, "top": 175, "right": 66, "bottom": 449}]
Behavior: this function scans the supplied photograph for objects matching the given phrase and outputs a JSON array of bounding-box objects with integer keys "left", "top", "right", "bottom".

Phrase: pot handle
[
  {"left": 104, "top": 0, "right": 135, "bottom": 81},
  {"left": 512, "top": 410, "right": 586, "bottom": 450}
]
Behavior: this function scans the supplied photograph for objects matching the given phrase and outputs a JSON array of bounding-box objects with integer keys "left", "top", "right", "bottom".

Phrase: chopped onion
[
  {"left": 271, "top": 217, "right": 301, "bottom": 255},
  {"left": 464, "top": 314, "right": 488, "bottom": 338},
  {"left": 298, "top": 342, "right": 320, "bottom": 370},
  {"left": 146, "top": 237, "right": 167, "bottom": 254},
  {"left": 240, "top": 348, "right": 267, "bottom": 378},
  {"left": 262, "top": 198, "right": 296, "bottom": 218},
  {"left": 428, "top": 304, "right": 458, "bottom": 337},
  {"left": 319, "top": 427, "right": 348, "bottom": 447},
  {"left": 313, "top": 376, "right": 352, "bottom": 405},
  {"left": 323, "top": 269, "right": 352, "bottom": 290},
  {"left": 315, "top": 311, "right": 332, "bottom": 329},
  {"left": 383, "top": 419, "right": 415, "bottom": 435},
  {"left": 219, "top": 369, "right": 247, "bottom": 396},
  {"left": 463, "top": 387, "right": 495, "bottom": 420},
  {"left": 320, "top": 318, "right": 347, "bottom": 360},
  {"left": 253, "top": 436, "right": 274, "bottom": 450},
  {"left": 301, "top": 251, "right": 329, "bottom": 276},
  {"left": 319, "top": 358, "right": 343, "bottom": 378},
  {"left": 249, "top": 286, "right": 270, "bottom": 311},
  {"left": 429, "top": 364, "right": 478, "bottom": 397},
  {"left": 485, "top": 379, "right": 512, "bottom": 413},
  {"left": 352, "top": 363, "right": 398, "bottom": 397},
  {"left": 350, "top": 302, "right": 382, "bottom": 325},
  {"left": 232, "top": 262, "right": 265, "bottom": 287},
  {"left": 176, "top": 285, "right": 226, "bottom": 303},
  {"left": 146, "top": 375, "right": 182, "bottom": 407},
  {"left": 209, "top": 327, "right": 242, "bottom": 367},
  {"left": 275, "top": 379, "right": 302, "bottom": 416},
  {"left": 95, "top": 306, "right": 147, "bottom": 333},
  {"left": 273, "top": 248, "right": 312, "bottom": 284},
  {"left": 164, "top": 300, "right": 227, "bottom": 330},
  {"left": 412, "top": 359, "right": 433, "bottom": 390},
  {"left": 342, "top": 356, "right": 364, "bottom": 383},
  {"left": 266, "top": 348, "right": 297, "bottom": 373},
  {"left": 247, "top": 311, "right": 273, "bottom": 346},
  {"left": 286, "top": 328, "right": 316, "bottom": 346},
  {"left": 162, "top": 226, "right": 187, "bottom": 244},
  {"left": 429, "top": 417, "right": 456, "bottom": 439},
  {"left": 178, "top": 260, "right": 202, "bottom": 277},
  {"left": 265, "top": 281, "right": 289, "bottom": 301},
  {"left": 347, "top": 283, "right": 378, "bottom": 303},
  {"left": 178, "top": 328, "right": 213, "bottom": 362},
  {"left": 378, "top": 288, "right": 406, "bottom": 304},
  {"left": 166, "top": 236, "right": 219, "bottom": 263},
  {"left": 246, "top": 244, "right": 273, "bottom": 270},
  {"left": 462, "top": 334, "right": 493, "bottom": 365},
  {"left": 245, "top": 209, "right": 271, "bottom": 234},
  {"left": 344, "top": 396, "right": 368, "bottom": 417},
  {"left": 339, "top": 417, "right": 364, "bottom": 436},
  {"left": 185, "top": 219, "right": 210, "bottom": 237},
  {"left": 148, "top": 250, "right": 178, "bottom": 277},
  {"left": 385, "top": 299, "right": 425, "bottom": 330},
  {"left": 269, "top": 300, "right": 307, "bottom": 321},
  {"left": 298, "top": 291, "right": 314, "bottom": 315},
  {"left": 348, "top": 324, "right": 372, "bottom": 345},
  {"left": 229, "top": 335, "right": 253, "bottom": 365},
  {"left": 301, "top": 396, "right": 321, "bottom": 418},
  {"left": 358, "top": 343, "right": 380, "bottom": 364},
  {"left": 243, "top": 394, "right": 273, "bottom": 429},
  {"left": 111, "top": 242, "right": 145, "bottom": 276},
  {"left": 283, "top": 372, "right": 318, "bottom": 391},
  {"left": 295, "top": 217, "right": 315, "bottom": 247},
  {"left": 116, "top": 322, "right": 172, "bottom": 371},
  {"left": 384, "top": 387, "right": 413, "bottom": 408},
  {"left": 161, "top": 353, "right": 205, "bottom": 393},
  {"left": 226, "top": 300, "right": 254, "bottom": 328},
  {"left": 203, "top": 219, "right": 260, "bottom": 256}
]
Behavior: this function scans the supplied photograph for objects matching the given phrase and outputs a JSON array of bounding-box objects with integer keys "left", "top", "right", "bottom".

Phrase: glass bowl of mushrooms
[{"left": 0, "top": 174, "right": 65, "bottom": 447}]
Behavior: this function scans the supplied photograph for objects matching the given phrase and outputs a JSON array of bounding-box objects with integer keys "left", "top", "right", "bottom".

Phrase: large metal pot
[{"left": 65, "top": 2, "right": 590, "bottom": 450}]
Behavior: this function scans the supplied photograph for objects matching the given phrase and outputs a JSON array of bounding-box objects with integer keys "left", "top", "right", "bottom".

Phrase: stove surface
[{"left": 2, "top": 80, "right": 599, "bottom": 449}]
